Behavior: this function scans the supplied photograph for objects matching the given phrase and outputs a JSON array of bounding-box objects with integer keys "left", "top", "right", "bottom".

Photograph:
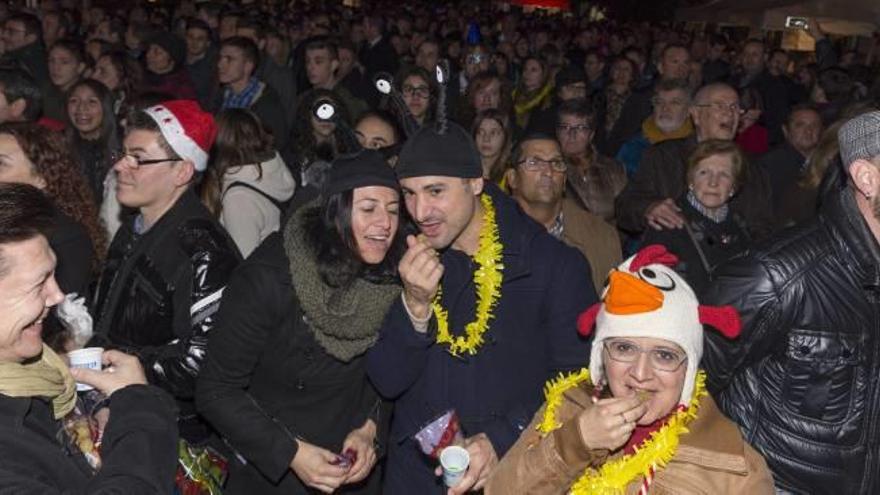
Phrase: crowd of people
[{"left": 0, "top": 0, "right": 879, "bottom": 493}]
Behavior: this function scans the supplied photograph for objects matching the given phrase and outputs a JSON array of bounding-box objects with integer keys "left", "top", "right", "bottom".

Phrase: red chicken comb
[{"left": 629, "top": 245, "right": 679, "bottom": 272}]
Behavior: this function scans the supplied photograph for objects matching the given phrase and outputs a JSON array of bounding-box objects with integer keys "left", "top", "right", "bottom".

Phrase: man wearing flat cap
[
  {"left": 367, "top": 122, "right": 597, "bottom": 493},
  {"left": 701, "top": 110, "right": 880, "bottom": 493}
]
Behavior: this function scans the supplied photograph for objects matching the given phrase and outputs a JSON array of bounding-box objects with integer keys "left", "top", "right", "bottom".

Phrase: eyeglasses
[
  {"left": 517, "top": 156, "right": 567, "bottom": 173},
  {"left": 651, "top": 97, "right": 688, "bottom": 108},
  {"left": 694, "top": 101, "right": 744, "bottom": 115},
  {"left": 111, "top": 151, "right": 182, "bottom": 169},
  {"left": 402, "top": 84, "right": 430, "bottom": 99},
  {"left": 3, "top": 27, "right": 26, "bottom": 36},
  {"left": 603, "top": 339, "right": 687, "bottom": 372},
  {"left": 556, "top": 124, "right": 591, "bottom": 134}
]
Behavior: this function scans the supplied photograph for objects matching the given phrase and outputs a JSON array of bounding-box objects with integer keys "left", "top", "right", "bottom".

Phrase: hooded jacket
[{"left": 221, "top": 152, "right": 296, "bottom": 258}]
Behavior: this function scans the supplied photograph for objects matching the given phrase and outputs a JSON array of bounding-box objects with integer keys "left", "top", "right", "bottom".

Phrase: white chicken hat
[{"left": 577, "top": 245, "right": 741, "bottom": 405}]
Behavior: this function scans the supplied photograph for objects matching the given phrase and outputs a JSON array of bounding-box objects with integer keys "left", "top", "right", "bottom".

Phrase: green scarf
[
  {"left": 283, "top": 206, "right": 401, "bottom": 362},
  {"left": 0, "top": 345, "right": 76, "bottom": 419}
]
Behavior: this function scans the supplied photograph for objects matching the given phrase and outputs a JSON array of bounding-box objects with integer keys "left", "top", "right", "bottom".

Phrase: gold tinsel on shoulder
[
  {"left": 433, "top": 193, "right": 504, "bottom": 356},
  {"left": 536, "top": 369, "right": 709, "bottom": 494}
]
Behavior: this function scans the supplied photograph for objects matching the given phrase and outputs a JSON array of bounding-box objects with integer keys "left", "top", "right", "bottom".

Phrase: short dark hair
[
  {"left": 305, "top": 36, "right": 338, "bottom": 60},
  {"left": 660, "top": 43, "right": 689, "bottom": 60},
  {"left": 509, "top": 132, "right": 559, "bottom": 171},
  {"left": 236, "top": 16, "right": 264, "bottom": 37},
  {"left": 0, "top": 183, "right": 55, "bottom": 278},
  {"left": 0, "top": 69, "right": 41, "bottom": 121},
  {"left": 220, "top": 36, "right": 260, "bottom": 71},
  {"left": 556, "top": 98, "right": 596, "bottom": 129},
  {"left": 186, "top": 18, "right": 212, "bottom": 37},
  {"left": 125, "top": 109, "right": 179, "bottom": 159},
  {"left": 49, "top": 38, "right": 86, "bottom": 65},
  {"left": 785, "top": 103, "right": 821, "bottom": 127},
  {"left": 654, "top": 78, "right": 692, "bottom": 97},
  {"left": 6, "top": 12, "right": 42, "bottom": 39}
]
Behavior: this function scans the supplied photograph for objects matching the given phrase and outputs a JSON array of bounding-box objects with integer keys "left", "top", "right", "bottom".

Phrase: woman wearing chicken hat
[{"left": 485, "top": 244, "right": 774, "bottom": 494}]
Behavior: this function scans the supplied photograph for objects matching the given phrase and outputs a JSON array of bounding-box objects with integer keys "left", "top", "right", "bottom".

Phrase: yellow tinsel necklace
[
  {"left": 433, "top": 193, "right": 504, "bottom": 356},
  {"left": 537, "top": 369, "right": 708, "bottom": 494}
]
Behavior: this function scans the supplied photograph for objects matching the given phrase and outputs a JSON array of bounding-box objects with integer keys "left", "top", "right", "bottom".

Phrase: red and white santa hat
[
  {"left": 577, "top": 245, "right": 742, "bottom": 405},
  {"left": 142, "top": 100, "right": 216, "bottom": 172}
]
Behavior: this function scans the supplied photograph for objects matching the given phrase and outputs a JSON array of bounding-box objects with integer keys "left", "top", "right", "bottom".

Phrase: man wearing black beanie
[{"left": 367, "top": 122, "right": 598, "bottom": 493}]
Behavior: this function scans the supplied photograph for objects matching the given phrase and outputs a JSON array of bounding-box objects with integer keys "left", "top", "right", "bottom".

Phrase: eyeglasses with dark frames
[{"left": 111, "top": 151, "right": 182, "bottom": 169}]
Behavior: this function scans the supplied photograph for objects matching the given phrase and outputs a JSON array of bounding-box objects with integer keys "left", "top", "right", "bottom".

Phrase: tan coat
[
  {"left": 486, "top": 381, "right": 775, "bottom": 495},
  {"left": 560, "top": 197, "right": 622, "bottom": 294}
]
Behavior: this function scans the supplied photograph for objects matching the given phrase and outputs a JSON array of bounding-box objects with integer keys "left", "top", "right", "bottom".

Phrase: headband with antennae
[
  {"left": 434, "top": 59, "right": 450, "bottom": 135},
  {"left": 310, "top": 98, "right": 361, "bottom": 153},
  {"left": 374, "top": 72, "right": 420, "bottom": 139}
]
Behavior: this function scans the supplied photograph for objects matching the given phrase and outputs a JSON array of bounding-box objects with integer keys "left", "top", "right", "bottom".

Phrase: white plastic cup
[
  {"left": 68, "top": 347, "right": 104, "bottom": 391},
  {"left": 439, "top": 445, "right": 470, "bottom": 487}
]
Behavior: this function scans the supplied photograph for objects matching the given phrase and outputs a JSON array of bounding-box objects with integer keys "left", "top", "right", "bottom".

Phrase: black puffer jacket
[
  {"left": 91, "top": 191, "right": 240, "bottom": 441},
  {"left": 701, "top": 180, "right": 880, "bottom": 494}
]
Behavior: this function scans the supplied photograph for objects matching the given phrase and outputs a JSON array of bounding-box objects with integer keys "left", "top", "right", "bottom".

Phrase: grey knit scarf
[{"left": 283, "top": 206, "right": 401, "bottom": 362}]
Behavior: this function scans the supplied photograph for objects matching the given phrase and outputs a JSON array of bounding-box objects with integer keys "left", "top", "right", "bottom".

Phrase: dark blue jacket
[{"left": 366, "top": 185, "right": 597, "bottom": 493}]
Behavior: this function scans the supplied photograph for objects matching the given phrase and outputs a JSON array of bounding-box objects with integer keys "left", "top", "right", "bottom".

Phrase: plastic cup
[
  {"left": 439, "top": 445, "right": 470, "bottom": 487},
  {"left": 68, "top": 347, "right": 104, "bottom": 391}
]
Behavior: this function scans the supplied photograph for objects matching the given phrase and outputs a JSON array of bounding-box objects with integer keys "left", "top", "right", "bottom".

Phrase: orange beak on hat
[{"left": 604, "top": 270, "right": 664, "bottom": 315}]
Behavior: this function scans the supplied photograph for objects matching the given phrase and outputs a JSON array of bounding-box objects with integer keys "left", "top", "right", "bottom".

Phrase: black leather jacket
[
  {"left": 91, "top": 191, "right": 240, "bottom": 438},
  {"left": 702, "top": 181, "right": 880, "bottom": 494}
]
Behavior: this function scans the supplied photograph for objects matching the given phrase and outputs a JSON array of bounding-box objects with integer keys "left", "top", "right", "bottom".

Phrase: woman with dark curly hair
[
  {"left": 0, "top": 122, "right": 107, "bottom": 349},
  {"left": 0, "top": 123, "right": 106, "bottom": 284}
]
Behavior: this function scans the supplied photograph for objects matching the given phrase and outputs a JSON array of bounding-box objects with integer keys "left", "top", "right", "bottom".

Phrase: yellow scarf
[
  {"left": 513, "top": 82, "right": 554, "bottom": 126},
  {"left": 0, "top": 345, "right": 77, "bottom": 419},
  {"left": 641, "top": 116, "right": 694, "bottom": 145}
]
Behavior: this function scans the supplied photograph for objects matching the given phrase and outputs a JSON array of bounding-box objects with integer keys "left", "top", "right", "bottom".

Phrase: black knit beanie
[
  {"left": 396, "top": 122, "right": 482, "bottom": 179},
  {"left": 322, "top": 149, "right": 399, "bottom": 197},
  {"left": 146, "top": 32, "right": 186, "bottom": 69}
]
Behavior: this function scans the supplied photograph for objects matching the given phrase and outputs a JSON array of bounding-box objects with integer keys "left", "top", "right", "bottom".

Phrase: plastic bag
[{"left": 413, "top": 410, "right": 464, "bottom": 459}]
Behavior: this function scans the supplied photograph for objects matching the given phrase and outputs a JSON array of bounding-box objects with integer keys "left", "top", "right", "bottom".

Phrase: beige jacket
[
  {"left": 486, "top": 382, "right": 774, "bottom": 495},
  {"left": 560, "top": 197, "right": 622, "bottom": 293}
]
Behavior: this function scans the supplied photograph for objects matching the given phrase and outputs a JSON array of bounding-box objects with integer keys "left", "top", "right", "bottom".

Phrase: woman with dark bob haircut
[{"left": 197, "top": 149, "right": 403, "bottom": 495}]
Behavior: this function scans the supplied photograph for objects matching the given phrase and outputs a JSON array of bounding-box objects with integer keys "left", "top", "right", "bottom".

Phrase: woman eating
[{"left": 486, "top": 244, "right": 774, "bottom": 494}]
